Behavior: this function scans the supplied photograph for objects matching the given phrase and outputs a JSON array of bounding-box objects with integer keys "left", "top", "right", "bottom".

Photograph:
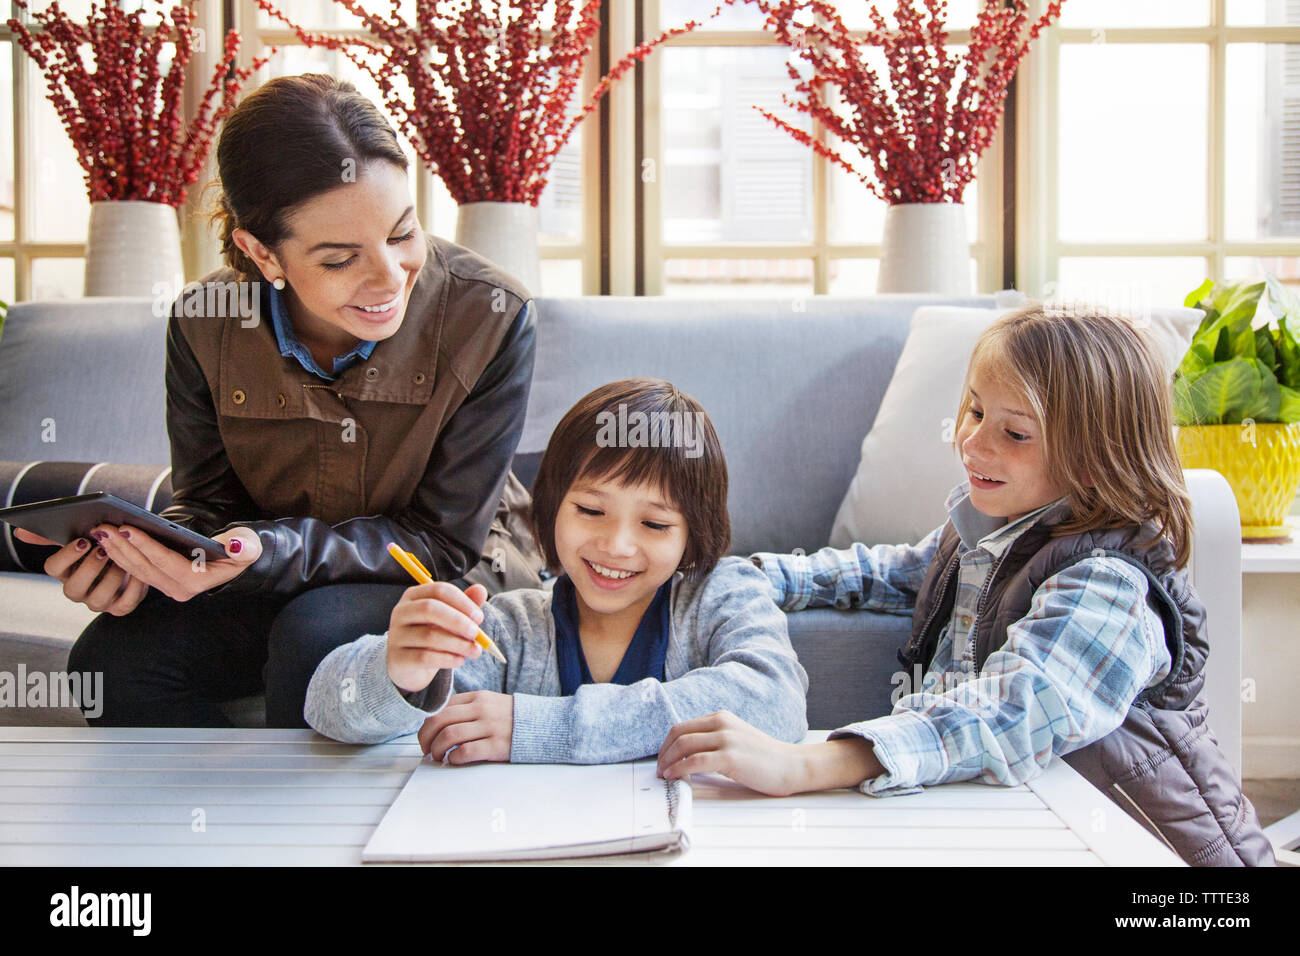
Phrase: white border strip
[
  {"left": 146, "top": 466, "right": 173, "bottom": 512},
  {"left": 75, "top": 461, "right": 107, "bottom": 496},
  {"left": 3, "top": 460, "right": 44, "bottom": 572}
]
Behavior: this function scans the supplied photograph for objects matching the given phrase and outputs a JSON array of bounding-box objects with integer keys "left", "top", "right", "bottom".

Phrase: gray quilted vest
[{"left": 901, "top": 518, "right": 1274, "bottom": 867}]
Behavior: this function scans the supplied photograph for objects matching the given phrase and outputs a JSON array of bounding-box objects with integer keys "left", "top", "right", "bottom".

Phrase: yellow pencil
[{"left": 386, "top": 542, "right": 507, "bottom": 664}]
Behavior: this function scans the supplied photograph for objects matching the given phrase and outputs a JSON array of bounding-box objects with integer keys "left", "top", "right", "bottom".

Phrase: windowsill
[{"left": 1242, "top": 517, "right": 1300, "bottom": 574}]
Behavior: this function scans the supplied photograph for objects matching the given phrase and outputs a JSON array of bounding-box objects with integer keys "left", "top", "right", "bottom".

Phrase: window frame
[
  {"left": 628, "top": 0, "right": 1006, "bottom": 296},
  {"left": 1015, "top": 0, "right": 1300, "bottom": 298}
]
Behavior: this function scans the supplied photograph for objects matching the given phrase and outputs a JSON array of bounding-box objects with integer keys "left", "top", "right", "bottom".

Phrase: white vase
[
  {"left": 454, "top": 201, "right": 542, "bottom": 295},
  {"left": 877, "top": 202, "right": 971, "bottom": 294},
  {"left": 83, "top": 200, "right": 184, "bottom": 297}
]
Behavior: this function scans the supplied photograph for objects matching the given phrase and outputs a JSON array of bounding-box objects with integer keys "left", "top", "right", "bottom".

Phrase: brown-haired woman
[
  {"left": 299, "top": 378, "right": 809, "bottom": 762},
  {"left": 17, "top": 74, "right": 543, "bottom": 728}
]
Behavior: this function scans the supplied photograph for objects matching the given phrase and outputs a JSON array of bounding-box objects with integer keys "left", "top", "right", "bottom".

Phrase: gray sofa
[{"left": 0, "top": 294, "right": 1246, "bottom": 773}]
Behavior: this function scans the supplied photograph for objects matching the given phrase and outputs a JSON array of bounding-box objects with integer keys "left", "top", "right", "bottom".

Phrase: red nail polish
[
  {"left": 96, "top": 547, "right": 107, "bottom": 559},
  {"left": 228, "top": 539, "right": 242, "bottom": 554},
  {"left": 120, "top": 529, "right": 131, "bottom": 539},
  {"left": 92, "top": 531, "right": 107, "bottom": 542},
  {"left": 75, "top": 539, "right": 89, "bottom": 551}
]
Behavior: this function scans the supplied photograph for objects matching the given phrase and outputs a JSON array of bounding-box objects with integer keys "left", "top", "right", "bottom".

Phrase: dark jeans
[{"left": 67, "top": 583, "right": 410, "bottom": 728}]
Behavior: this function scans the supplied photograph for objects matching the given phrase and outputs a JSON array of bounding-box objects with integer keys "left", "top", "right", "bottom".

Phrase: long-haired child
[
  {"left": 657, "top": 304, "right": 1273, "bottom": 866},
  {"left": 304, "top": 378, "right": 808, "bottom": 762}
]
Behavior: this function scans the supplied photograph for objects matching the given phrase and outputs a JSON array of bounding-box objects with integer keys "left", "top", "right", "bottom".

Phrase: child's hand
[
  {"left": 417, "top": 690, "right": 513, "bottom": 763},
  {"left": 656, "top": 711, "right": 811, "bottom": 796},
  {"left": 386, "top": 581, "right": 488, "bottom": 693},
  {"left": 658, "top": 711, "right": 886, "bottom": 796}
]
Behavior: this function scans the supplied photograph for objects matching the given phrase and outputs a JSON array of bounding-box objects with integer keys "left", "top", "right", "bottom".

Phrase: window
[
  {"left": 235, "top": 0, "right": 590, "bottom": 295},
  {"left": 1, "top": 0, "right": 193, "bottom": 301},
  {"left": 1016, "top": 0, "right": 1300, "bottom": 311},
  {"left": 636, "top": 0, "right": 1002, "bottom": 296},
  {"left": 8, "top": 2, "right": 1300, "bottom": 305}
]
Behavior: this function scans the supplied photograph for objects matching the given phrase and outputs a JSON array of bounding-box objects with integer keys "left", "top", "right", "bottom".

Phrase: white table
[
  {"left": 1241, "top": 515, "right": 1300, "bottom": 862},
  {"left": 0, "top": 727, "right": 1182, "bottom": 866}
]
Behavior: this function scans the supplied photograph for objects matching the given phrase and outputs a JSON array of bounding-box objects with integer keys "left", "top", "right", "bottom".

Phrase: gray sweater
[{"left": 304, "top": 555, "right": 809, "bottom": 762}]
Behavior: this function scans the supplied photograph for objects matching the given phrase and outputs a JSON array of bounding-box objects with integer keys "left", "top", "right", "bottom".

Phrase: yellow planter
[{"left": 1176, "top": 423, "right": 1300, "bottom": 541}]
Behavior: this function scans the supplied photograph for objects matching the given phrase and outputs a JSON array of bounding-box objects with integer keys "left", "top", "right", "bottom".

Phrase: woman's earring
[{"left": 272, "top": 277, "right": 286, "bottom": 291}]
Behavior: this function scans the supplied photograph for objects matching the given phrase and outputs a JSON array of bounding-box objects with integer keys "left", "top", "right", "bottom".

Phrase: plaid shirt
[{"left": 752, "top": 483, "right": 1172, "bottom": 796}]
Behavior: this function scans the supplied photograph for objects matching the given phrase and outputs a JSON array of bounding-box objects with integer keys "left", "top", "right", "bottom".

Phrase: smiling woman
[{"left": 21, "top": 74, "right": 546, "bottom": 729}]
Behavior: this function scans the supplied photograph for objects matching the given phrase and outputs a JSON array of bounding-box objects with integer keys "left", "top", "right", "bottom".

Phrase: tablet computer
[{"left": 0, "top": 492, "right": 228, "bottom": 561}]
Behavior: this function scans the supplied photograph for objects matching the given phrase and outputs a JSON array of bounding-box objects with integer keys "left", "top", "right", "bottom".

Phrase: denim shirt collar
[
  {"left": 944, "top": 481, "right": 1072, "bottom": 555},
  {"left": 268, "top": 283, "right": 377, "bottom": 381}
]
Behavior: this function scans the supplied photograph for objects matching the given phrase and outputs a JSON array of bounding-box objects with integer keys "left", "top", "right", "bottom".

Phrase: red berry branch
[
  {"left": 252, "top": 0, "right": 726, "bottom": 205},
  {"left": 7, "top": 0, "right": 269, "bottom": 207},
  {"left": 752, "top": 0, "right": 1064, "bottom": 204}
]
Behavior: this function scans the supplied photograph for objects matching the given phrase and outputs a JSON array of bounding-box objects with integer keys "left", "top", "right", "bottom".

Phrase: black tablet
[{"left": 0, "top": 492, "right": 228, "bottom": 561}]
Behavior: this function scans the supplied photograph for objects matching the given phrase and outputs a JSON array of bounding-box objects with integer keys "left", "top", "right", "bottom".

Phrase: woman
[{"left": 16, "top": 74, "right": 542, "bottom": 728}]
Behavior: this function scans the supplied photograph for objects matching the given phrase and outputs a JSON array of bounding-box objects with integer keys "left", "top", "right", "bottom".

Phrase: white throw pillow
[{"left": 829, "top": 301, "right": 1203, "bottom": 548}]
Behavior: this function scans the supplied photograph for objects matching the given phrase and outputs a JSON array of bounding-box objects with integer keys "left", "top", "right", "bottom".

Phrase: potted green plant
[{"left": 1174, "top": 275, "right": 1300, "bottom": 541}]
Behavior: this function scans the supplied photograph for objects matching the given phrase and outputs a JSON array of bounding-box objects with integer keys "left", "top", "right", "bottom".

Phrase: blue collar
[
  {"left": 267, "top": 283, "right": 377, "bottom": 381},
  {"left": 551, "top": 574, "right": 673, "bottom": 694}
]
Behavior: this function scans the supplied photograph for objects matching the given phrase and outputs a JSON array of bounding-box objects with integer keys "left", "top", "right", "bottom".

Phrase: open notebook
[{"left": 362, "top": 758, "right": 692, "bottom": 863}]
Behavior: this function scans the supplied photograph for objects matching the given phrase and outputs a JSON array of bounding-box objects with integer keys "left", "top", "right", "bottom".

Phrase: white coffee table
[{"left": 0, "top": 727, "right": 1183, "bottom": 866}]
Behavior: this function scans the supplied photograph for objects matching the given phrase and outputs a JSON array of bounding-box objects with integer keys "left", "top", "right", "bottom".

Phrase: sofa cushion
[
  {"left": 0, "top": 299, "right": 169, "bottom": 466},
  {"left": 785, "top": 607, "right": 907, "bottom": 729},
  {"left": 830, "top": 305, "right": 1008, "bottom": 547},
  {"left": 526, "top": 295, "right": 994, "bottom": 555},
  {"left": 829, "top": 301, "right": 1204, "bottom": 548},
  {"left": 0, "top": 460, "right": 173, "bottom": 572}
]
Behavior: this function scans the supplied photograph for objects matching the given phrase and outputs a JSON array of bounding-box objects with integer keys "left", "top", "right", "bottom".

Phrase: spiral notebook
[{"left": 362, "top": 758, "right": 691, "bottom": 862}]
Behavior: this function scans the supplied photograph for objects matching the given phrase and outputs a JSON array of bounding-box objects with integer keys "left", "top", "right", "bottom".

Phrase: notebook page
[{"left": 362, "top": 758, "right": 690, "bottom": 862}]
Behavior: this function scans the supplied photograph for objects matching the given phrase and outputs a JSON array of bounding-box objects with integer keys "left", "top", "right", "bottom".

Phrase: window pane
[
  {"left": 1227, "top": 44, "right": 1300, "bottom": 239},
  {"left": 0, "top": 257, "right": 14, "bottom": 306},
  {"left": 828, "top": 1, "right": 982, "bottom": 31},
  {"left": 1225, "top": 255, "right": 1300, "bottom": 281},
  {"left": 821, "top": 39, "right": 980, "bottom": 242},
  {"left": 828, "top": 258, "right": 879, "bottom": 295},
  {"left": 540, "top": 258, "right": 583, "bottom": 296},
  {"left": 1058, "top": 44, "right": 1207, "bottom": 241},
  {"left": 1, "top": 42, "right": 12, "bottom": 242},
  {"left": 661, "top": 0, "right": 766, "bottom": 30},
  {"left": 31, "top": 258, "right": 85, "bottom": 300},
  {"left": 830, "top": 158, "right": 979, "bottom": 244},
  {"left": 1059, "top": 1, "right": 1209, "bottom": 27},
  {"left": 25, "top": 59, "right": 90, "bottom": 242},
  {"left": 1228, "top": 0, "right": 1300, "bottom": 26},
  {"left": 258, "top": 0, "right": 415, "bottom": 30},
  {"left": 23, "top": 1, "right": 156, "bottom": 22},
  {"left": 660, "top": 46, "right": 812, "bottom": 243},
  {"left": 663, "top": 258, "right": 813, "bottom": 298},
  {"left": 1054, "top": 257, "right": 1211, "bottom": 311},
  {"left": 261, "top": 45, "right": 581, "bottom": 246}
]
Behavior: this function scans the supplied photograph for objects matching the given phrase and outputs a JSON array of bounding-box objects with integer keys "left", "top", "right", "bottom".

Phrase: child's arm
[
  {"left": 828, "top": 556, "right": 1173, "bottom": 794},
  {"left": 658, "top": 556, "right": 1172, "bottom": 795},
  {"left": 750, "top": 524, "right": 943, "bottom": 613},
  {"left": 507, "top": 557, "right": 809, "bottom": 764},
  {"left": 303, "top": 581, "right": 504, "bottom": 744}
]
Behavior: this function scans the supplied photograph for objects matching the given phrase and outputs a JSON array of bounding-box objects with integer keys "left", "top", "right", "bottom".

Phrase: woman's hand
[
  {"left": 14, "top": 528, "right": 150, "bottom": 616},
  {"left": 657, "top": 711, "right": 886, "bottom": 796},
  {"left": 90, "top": 523, "right": 261, "bottom": 604},
  {"left": 386, "top": 581, "right": 488, "bottom": 693},
  {"left": 16, "top": 524, "right": 262, "bottom": 613},
  {"left": 417, "top": 690, "right": 513, "bottom": 764}
]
